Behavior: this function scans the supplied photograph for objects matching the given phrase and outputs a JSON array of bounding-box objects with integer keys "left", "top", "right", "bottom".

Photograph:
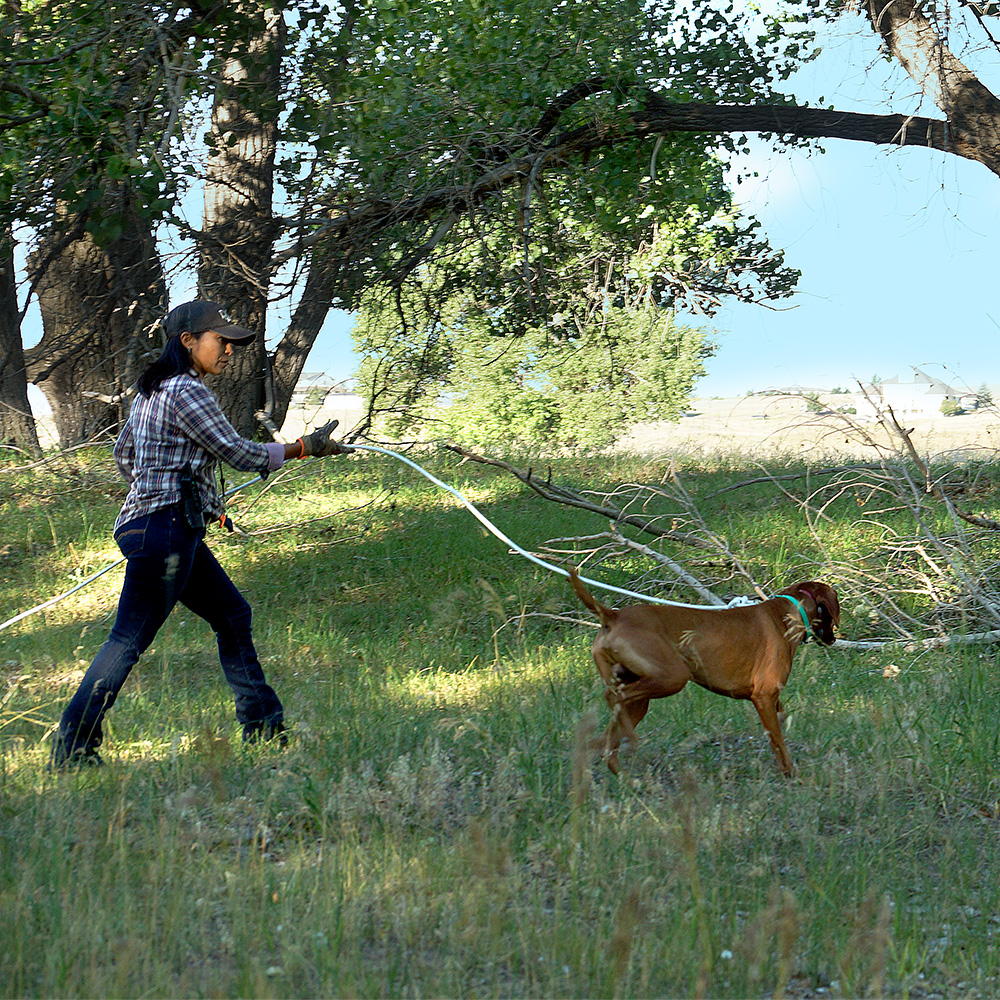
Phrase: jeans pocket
[{"left": 114, "top": 519, "right": 149, "bottom": 557}]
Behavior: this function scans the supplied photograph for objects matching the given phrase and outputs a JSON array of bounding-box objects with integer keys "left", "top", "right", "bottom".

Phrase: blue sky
[
  {"left": 700, "top": 13, "right": 1000, "bottom": 397},
  {"left": 701, "top": 134, "right": 1000, "bottom": 397},
  {"left": 25, "top": 12, "right": 1000, "bottom": 411}
]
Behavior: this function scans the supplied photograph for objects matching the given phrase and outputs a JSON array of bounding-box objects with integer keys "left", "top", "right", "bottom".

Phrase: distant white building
[
  {"left": 283, "top": 372, "right": 365, "bottom": 438},
  {"left": 862, "top": 367, "right": 976, "bottom": 418},
  {"left": 290, "top": 372, "right": 357, "bottom": 407}
]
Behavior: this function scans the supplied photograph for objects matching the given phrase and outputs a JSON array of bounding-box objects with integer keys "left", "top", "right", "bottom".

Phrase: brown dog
[{"left": 569, "top": 568, "right": 840, "bottom": 776}]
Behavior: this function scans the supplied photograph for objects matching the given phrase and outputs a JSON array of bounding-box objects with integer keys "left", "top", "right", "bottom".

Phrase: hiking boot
[
  {"left": 242, "top": 719, "right": 288, "bottom": 747},
  {"left": 48, "top": 740, "right": 104, "bottom": 772}
]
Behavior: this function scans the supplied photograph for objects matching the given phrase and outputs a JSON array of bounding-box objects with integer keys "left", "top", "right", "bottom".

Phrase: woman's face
[{"left": 181, "top": 330, "right": 235, "bottom": 377}]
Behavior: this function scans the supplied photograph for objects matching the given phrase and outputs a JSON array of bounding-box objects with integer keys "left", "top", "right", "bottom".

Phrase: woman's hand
[{"left": 298, "top": 420, "right": 354, "bottom": 457}]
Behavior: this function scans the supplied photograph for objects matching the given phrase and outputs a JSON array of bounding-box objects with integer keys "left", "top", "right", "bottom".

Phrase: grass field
[{"left": 2, "top": 441, "right": 1000, "bottom": 998}]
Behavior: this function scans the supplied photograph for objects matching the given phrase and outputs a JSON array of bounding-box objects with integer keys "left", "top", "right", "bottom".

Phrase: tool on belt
[{"left": 180, "top": 464, "right": 205, "bottom": 530}]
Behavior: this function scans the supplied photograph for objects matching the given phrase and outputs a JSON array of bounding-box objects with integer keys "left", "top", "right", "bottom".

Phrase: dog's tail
[{"left": 568, "top": 566, "right": 617, "bottom": 627}]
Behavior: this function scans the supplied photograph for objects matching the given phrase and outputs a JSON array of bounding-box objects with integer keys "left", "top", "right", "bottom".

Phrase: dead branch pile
[{"left": 447, "top": 396, "right": 1000, "bottom": 651}]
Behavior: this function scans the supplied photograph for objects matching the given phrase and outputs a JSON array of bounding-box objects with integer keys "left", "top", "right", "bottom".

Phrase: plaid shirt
[{"left": 114, "top": 371, "right": 284, "bottom": 531}]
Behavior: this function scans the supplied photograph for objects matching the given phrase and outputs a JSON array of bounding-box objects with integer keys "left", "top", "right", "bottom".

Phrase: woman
[{"left": 50, "top": 300, "right": 349, "bottom": 769}]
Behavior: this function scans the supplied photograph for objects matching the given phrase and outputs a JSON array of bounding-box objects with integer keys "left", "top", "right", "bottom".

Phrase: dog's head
[{"left": 785, "top": 581, "right": 840, "bottom": 645}]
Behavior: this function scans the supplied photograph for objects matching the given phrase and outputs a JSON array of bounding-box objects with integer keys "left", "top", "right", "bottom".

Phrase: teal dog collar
[{"left": 783, "top": 595, "right": 812, "bottom": 638}]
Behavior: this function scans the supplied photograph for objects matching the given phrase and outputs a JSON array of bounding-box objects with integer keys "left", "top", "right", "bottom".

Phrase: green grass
[{"left": 3, "top": 448, "right": 1000, "bottom": 997}]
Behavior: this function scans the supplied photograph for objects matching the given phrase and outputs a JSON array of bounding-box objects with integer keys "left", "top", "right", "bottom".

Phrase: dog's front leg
[{"left": 750, "top": 692, "right": 794, "bottom": 776}]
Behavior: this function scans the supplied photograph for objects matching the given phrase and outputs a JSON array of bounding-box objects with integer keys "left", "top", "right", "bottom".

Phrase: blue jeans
[{"left": 54, "top": 504, "right": 283, "bottom": 759}]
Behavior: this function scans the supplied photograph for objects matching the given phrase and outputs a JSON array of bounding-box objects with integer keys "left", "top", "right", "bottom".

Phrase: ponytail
[{"left": 137, "top": 336, "right": 193, "bottom": 397}]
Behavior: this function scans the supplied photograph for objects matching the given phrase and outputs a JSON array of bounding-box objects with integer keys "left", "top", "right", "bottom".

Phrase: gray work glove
[{"left": 299, "top": 419, "right": 353, "bottom": 457}]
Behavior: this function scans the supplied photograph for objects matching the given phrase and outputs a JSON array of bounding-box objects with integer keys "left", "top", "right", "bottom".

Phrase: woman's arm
[
  {"left": 113, "top": 417, "right": 136, "bottom": 482},
  {"left": 175, "top": 379, "right": 349, "bottom": 471},
  {"left": 175, "top": 380, "right": 284, "bottom": 473}
]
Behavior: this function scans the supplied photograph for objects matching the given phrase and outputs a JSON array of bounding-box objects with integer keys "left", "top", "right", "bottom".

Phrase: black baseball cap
[{"left": 162, "top": 300, "right": 256, "bottom": 345}]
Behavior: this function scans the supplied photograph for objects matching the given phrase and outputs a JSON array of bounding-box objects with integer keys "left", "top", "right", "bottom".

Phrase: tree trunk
[
  {"left": 197, "top": 3, "right": 285, "bottom": 438},
  {"left": 0, "top": 225, "right": 40, "bottom": 455},
  {"left": 25, "top": 190, "right": 166, "bottom": 446},
  {"left": 864, "top": 0, "right": 1000, "bottom": 173},
  {"left": 268, "top": 251, "right": 346, "bottom": 431}
]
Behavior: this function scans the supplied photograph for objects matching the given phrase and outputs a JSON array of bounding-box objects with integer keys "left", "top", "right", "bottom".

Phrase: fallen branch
[
  {"left": 606, "top": 527, "right": 729, "bottom": 605},
  {"left": 871, "top": 392, "right": 1000, "bottom": 531},
  {"left": 444, "top": 443, "right": 714, "bottom": 550},
  {"left": 836, "top": 630, "right": 1000, "bottom": 651},
  {"left": 542, "top": 528, "right": 731, "bottom": 605},
  {"left": 446, "top": 404, "right": 1000, "bottom": 647},
  {"left": 704, "top": 464, "right": 878, "bottom": 498}
]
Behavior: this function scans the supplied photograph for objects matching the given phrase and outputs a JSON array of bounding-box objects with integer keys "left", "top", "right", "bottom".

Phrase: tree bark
[
  {"left": 197, "top": 3, "right": 285, "bottom": 438},
  {"left": 864, "top": 0, "right": 1000, "bottom": 172},
  {"left": 25, "top": 190, "right": 167, "bottom": 446},
  {"left": 0, "top": 225, "right": 40, "bottom": 454}
]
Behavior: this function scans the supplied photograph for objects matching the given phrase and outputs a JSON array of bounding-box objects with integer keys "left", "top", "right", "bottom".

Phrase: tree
[
  {"left": 1, "top": 0, "right": 809, "bottom": 445},
  {"left": 0, "top": 224, "right": 39, "bottom": 452},
  {"left": 431, "top": 311, "right": 712, "bottom": 452},
  {"left": 353, "top": 234, "right": 718, "bottom": 449},
  {"left": 2, "top": 2, "right": 193, "bottom": 444},
  {"left": 27, "top": 193, "right": 167, "bottom": 444},
  {"left": 7, "top": 1, "right": 1000, "bottom": 450}
]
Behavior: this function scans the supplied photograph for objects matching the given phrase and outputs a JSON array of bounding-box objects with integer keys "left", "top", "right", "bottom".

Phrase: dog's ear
[
  {"left": 791, "top": 581, "right": 840, "bottom": 645},
  {"left": 813, "top": 582, "right": 840, "bottom": 628},
  {"left": 806, "top": 582, "right": 840, "bottom": 644}
]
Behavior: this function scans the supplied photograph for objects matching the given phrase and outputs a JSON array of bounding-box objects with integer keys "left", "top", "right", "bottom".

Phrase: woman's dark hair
[{"left": 137, "top": 334, "right": 197, "bottom": 396}]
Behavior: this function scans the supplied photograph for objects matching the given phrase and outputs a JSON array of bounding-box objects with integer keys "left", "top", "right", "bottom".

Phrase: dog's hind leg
[
  {"left": 600, "top": 693, "right": 651, "bottom": 773},
  {"left": 598, "top": 689, "right": 627, "bottom": 774},
  {"left": 593, "top": 645, "right": 674, "bottom": 774}
]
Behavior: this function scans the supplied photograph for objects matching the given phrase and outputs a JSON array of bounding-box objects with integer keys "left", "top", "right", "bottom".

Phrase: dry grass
[{"left": 617, "top": 393, "right": 1000, "bottom": 460}]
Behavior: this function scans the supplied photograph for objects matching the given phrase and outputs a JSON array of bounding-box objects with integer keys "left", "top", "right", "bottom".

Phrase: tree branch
[
  {"left": 606, "top": 527, "right": 728, "bottom": 605},
  {"left": 863, "top": 0, "right": 1000, "bottom": 168},
  {"left": 443, "top": 442, "right": 715, "bottom": 550},
  {"left": 272, "top": 94, "right": 970, "bottom": 275},
  {"left": 875, "top": 399, "right": 1000, "bottom": 530},
  {"left": 531, "top": 75, "right": 610, "bottom": 142},
  {"left": 634, "top": 96, "right": 951, "bottom": 153}
]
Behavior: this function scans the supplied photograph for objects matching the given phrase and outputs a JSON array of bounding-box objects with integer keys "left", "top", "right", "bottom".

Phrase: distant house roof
[
  {"left": 292, "top": 372, "right": 356, "bottom": 397},
  {"left": 881, "top": 367, "right": 961, "bottom": 397}
]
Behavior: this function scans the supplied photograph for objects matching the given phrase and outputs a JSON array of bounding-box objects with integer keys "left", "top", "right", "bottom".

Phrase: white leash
[
  {"left": 350, "top": 444, "right": 729, "bottom": 610},
  {"left": 0, "top": 470, "right": 273, "bottom": 633},
  {"left": 0, "top": 558, "right": 126, "bottom": 633},
  {"left": 0, "top": 445, "right": 739, "bottom": 634}
]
